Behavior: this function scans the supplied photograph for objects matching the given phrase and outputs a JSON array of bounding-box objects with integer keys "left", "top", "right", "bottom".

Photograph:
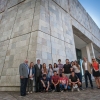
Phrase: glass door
[{"left": 76, "top": 49, "right": 84, "bottom": 76}]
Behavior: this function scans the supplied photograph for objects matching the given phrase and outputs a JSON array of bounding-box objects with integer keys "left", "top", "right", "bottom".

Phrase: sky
[{"left": 78, "top": 0, "right": 100, "bottom": 28}]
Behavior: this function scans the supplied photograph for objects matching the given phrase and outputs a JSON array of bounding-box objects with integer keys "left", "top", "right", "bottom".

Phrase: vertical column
[
  {"left": 86, "top": 43, "right": 95, "bottom": 62},
  {"left": 81, "top": 46, "right": 88, "bottom": 59}
]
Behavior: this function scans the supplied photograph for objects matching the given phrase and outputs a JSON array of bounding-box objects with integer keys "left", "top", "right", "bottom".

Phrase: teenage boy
[
  {"left": 41, "top": 74, "right": 50, "bottom": 92},
  {"left": 58, "top": 59, "right": 63, "bottom": 76},
  {"left": 59, "top": 72, "right": 68, "bottom": 92},
  {"left": 63, "top": 59, "right": 72, "bottom": 78},
  {"left": 51, "top": 71, "right": 60, "bottom": 92},
  {"left": 69, "top": 71, "right": 81, "bottom": 92}
]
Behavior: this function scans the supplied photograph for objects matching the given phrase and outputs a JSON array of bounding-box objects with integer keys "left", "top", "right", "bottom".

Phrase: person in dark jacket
[
  {"left": 27, "top": 62, "right": 35, "bottom": 94},
  {"left": 19, "top": 60, "right": 29, "bottom": 96},
  {"left": 40, "top": 74, "right": 50, "bottom": 92},
  {"left": 34, "top": 59, "right": 42, "bottom": 92}
]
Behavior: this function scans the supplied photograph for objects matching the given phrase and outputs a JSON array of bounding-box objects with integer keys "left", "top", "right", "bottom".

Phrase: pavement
[
  {"left": 0, "top": 81, "right": 99, "bottom": 100},
  {"left": 0, "top": 87, "right": 100, "bottom": 100}
]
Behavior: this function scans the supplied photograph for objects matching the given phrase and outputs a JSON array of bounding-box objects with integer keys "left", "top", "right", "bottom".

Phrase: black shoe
[{"left": 20, "top": 95, "right": 26, "bottom": 97}]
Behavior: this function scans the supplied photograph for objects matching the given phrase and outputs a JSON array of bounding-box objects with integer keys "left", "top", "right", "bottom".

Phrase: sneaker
[
  {"left": 30, "top": 91, "right": 33, "bottom": 94},
  {"left": 77, "top": 88, "right": 80, "bottom": 92},
  {"left": 52, "top": 90, "right": 55, "bottom": 92},
  {"left": 71, "top": 88, "right": 74, "bottom": 92},
  {"left": 61, "top": 90, "right": 64, "bottom": 92},
  {"left": 27, "top": 92, "right": 29, "bottom": 94},
  {"left": 80, "top": 87, "right": 84, "bottom": 90}
]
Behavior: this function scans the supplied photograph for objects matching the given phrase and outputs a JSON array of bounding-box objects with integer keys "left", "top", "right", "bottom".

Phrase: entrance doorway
[
  {"left": 76, "top": 48, "right": 84, "bottom": 76},
  {"left": 73, "top": 33, "right": 88, "bottom": 76},
  {"left": 76, "top": 48, "right": 82, "bottom": 64}
]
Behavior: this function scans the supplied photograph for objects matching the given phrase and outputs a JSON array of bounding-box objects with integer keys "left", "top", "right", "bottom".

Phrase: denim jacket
[{"left": 28, "top": 67, "right": 35, "bottom": 77}]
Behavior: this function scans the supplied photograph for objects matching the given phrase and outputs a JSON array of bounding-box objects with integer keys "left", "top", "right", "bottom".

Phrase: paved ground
[
  {"left": 0, "top": 88, "right": 100, "bottom": 100},
  {"left": 0, "top": 81, "right": 99, "bottom": 100}
]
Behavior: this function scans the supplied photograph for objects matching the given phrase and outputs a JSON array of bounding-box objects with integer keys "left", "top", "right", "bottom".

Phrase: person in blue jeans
[{"left": 59, "top": 72, "right": 68, "bottom": 92}]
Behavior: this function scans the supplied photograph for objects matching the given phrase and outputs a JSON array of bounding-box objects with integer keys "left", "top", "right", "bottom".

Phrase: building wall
[{"left": 0, "top": 0, "right": 100, "bottom": 91}]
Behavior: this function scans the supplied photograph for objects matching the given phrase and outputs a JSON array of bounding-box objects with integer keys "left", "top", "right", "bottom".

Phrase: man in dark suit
[
  {"left": 19, "top": 60, "right": 29, "bottom": 96},
  {"left": 34, "top": 59, "right": 42, "bottom": 92}
]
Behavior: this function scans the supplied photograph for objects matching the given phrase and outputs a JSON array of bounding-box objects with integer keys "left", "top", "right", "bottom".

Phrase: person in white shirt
[
  {"left": 53, "top": 63, "right": 59, "bottom": 75},
  {"left": 48, "top": 64, "right": 53, "bottom": 78},
  {"left": 82, "top": 57, "right": 93, "bottom": 89}
]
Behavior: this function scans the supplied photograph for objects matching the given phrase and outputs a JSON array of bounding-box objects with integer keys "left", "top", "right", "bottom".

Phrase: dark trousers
[
  {"left": 41, "top": 83, "right": 48, "bottom": 91},
  {"left": 20, "top": 78, "right": 28, "bottom": 96},
  {"left": 35, "top": 76, "right": 41, "bottom": 92},
  {"left": 76, "top": 73, "right": 82, "bottom": 87},
  {"left": 51, "top": 84, "right": 60, "bottom": 92},
  {"left": 84, "top": 71, "right": 93, "bottom": 88},
  {"left": 27, "top": 78, "right": 33, "bottom": 92}
]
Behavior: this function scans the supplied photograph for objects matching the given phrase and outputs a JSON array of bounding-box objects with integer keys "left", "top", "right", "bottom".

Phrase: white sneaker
[
  {"left": 61, "top": 90, "right": 64, "bottom": 92},
  {"left": 52, "top": 90, "right": 55, "bottom": 92},
  {"left": 27, "top": 91, "right": 29, "bottom": 94},
  {"left": 71, "top": 88, "right": 74, "bottom": 92},
  {"left": 30, "top": 91, "right": 33, "bottom": 94},
  {"left": 77, "top": 88, "right": 80, "bottom": 92}
]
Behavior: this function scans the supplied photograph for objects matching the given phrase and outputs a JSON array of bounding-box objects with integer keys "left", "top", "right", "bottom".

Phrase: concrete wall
[
  {"left": 0, "top": 0, "right": 100, "bottom": 91},
  {"left": 81, "top": 47, "right": 88, "bottom": 59}
]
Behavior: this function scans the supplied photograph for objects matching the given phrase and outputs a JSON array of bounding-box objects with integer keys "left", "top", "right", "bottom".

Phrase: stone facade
[{"left": 0, "top": 0, "right": 100, "bottom": 91}]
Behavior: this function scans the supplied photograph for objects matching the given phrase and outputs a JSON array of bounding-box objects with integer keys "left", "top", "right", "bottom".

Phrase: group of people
[{"left": 19, "top": 57, "right": 100, "bottom": 96}]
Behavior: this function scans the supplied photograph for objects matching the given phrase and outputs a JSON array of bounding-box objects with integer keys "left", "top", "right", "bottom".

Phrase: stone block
[
  {"left": 3, "top": 34, "right": 30, "bottom": 74},
  {"left": 65, "top": 42, "right": 76, "bottom": 61},
  {"left": 52, "top": 0, "right": 69, "bottom": 13},
  {"left": 88, "top": 14, "right": 100, "bottom": 40},
  {"left": 0, "top": 40, "right": 9, "bottom": 77},
  {"left": 0, "top": 7, "right": 18, "bottom": 41},
  {"left": 0, "top": 0, "right": 8, "bottom": 13},
  {"left": 7, "top": 0, "right": 25, "bottom": 8},
  {"left": 42, "top": 52, "right": 48, "bottom": 59},
  {"left": 11, "top": 0, "right": 35, "bottom": 38},
  {"left": 0, "top": 13, "right": 3, "bottom": 21},
  {"left": 69, "top": 0, "right": 91, "bottom": 31}
]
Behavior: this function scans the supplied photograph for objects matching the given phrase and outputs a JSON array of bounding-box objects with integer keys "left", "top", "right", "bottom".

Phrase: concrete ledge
[
  {"left": 0, "top": 87, "right": 20, "bottom": 91},
  {"left": 0, "top": 86, "right": 35, "bottom": 91}
]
